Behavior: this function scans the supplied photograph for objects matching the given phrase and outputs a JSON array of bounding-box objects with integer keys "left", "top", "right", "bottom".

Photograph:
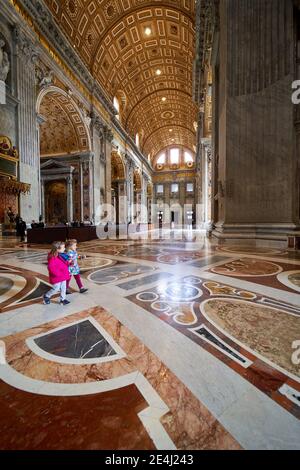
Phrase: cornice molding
[{"left": 111, "top": 117, "right": 152, "bottom": 173}]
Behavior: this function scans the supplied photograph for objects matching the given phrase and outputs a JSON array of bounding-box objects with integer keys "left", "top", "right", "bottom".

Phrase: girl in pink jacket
[{"left": 43, "top": 241, "right": 71, "bottom": 306}]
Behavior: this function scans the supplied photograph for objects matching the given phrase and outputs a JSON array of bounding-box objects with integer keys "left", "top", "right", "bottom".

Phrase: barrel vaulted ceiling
[{"left": 44, "top": 0, "right": 198, "bottom": 161}]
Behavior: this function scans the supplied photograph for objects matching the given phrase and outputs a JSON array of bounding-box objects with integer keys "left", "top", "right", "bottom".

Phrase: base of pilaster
[{"left": 212, "top": 223, "right": 300, "bottom": 248}]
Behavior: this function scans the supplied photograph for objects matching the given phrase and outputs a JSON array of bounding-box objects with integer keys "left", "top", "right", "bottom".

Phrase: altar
[
  {"left": 27, "top": 225, "right": 98, "bottom": 244},
  {"left": 0, "top": 136, "right": 31, "bottom": 233}
]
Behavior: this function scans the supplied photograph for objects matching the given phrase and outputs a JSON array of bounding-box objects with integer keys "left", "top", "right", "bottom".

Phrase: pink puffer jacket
[{"left": 47, "top": 254, "right": 71, "bottom": 285}]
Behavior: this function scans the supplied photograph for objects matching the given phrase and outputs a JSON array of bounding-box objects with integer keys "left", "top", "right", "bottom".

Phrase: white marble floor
[{"left": 0, "top": 235, "right": 299, "bottom": 450}]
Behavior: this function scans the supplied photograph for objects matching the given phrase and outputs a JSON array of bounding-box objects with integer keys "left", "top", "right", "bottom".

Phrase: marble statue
[
  {"left": 39, "top": 69, "right": 54, "bottom": 87},
  {"left": 0, "top": 39, "right": 10, "bottom": 82}
]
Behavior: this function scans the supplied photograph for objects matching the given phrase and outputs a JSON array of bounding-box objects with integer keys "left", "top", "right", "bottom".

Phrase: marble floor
[{"left": 0, "top": 233, "right": 299, "bottom": 450}]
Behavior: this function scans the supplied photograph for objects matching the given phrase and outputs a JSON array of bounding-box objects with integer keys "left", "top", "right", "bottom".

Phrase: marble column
[
  {"left": 91, "top": 115, "right": 105, "bottom": 224},
  {"left": 126, "top": 159, "right": 134, "bottom": 222},
  {"left": 36, "top": 114, "right": 46, "bottom": 217},
  {"left": 81, "top": 157, "right": 93, "bottom": 221},
  {"left": 211, "top": 0, "right": 299, "bottom": 241},
  {"left": 66, "top": 175, "right": 73, "bottom": 223},
  {"left": 201, "top": 138, "right": 212, "bottom": 230},
  {"left": 104, "top": 127, "right": 113, "bottom": 206},
  {"left": 141, "top": 173, "right": 148, "bottom": 223},
  {"left": 14, "top": 27, "right": 40, "bottom": 222}
]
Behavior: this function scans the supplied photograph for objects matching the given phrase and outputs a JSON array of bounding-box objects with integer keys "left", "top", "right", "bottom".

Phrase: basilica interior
[{"left": 0, "top": 0, "right": 299, "bottom": 452}]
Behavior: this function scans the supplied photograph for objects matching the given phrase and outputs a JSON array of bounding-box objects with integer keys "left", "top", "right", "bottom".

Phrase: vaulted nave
[{"left": 0, "top": 0, "right": 299, "bottom": 452}]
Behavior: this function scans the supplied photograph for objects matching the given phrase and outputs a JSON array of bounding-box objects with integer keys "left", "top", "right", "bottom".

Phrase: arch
[
  {"left": 37, "top": 86, "right": 92, "bottom": 156},
  {"left": 153, "top": 145, "right": 195, "bottom": 171},
  {"left": 111, "top": 151, "right": 126, "bottom": 181}
]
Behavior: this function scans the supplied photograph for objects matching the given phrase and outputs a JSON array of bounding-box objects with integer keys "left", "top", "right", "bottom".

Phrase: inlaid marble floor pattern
[{"left": 0, "top": 236, "right": 299, "bottom": 450}]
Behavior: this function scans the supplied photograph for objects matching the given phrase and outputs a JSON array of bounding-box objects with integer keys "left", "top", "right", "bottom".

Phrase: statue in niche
[{"left": 0, "top": 39, "right": 10, "bottom": 82}]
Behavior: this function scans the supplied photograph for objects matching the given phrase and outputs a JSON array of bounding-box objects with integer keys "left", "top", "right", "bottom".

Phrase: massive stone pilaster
[
  {"left": 141, "top": 173, "right": 148, "bottom": 223},
  {"left": 104, "top": 127, "right": 113, "bottom": 206},
  {"left": 91, "top": 115, "right": 104, "bottom": 224},
  {"left": 211, "top": 0, "right": 299, "bottom": 241},
  {"left": 126, "top": 157, "right": 134, "bottom": 222},
  {"left": 13, "top": 26, "right": 40, "bottom": 222}
]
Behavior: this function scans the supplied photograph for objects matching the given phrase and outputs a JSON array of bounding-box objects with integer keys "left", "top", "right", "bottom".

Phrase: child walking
[
  {"left": 43, "top": 241, "right": 71, "bottom": 306},
  {"left": 64, "top": 239, "right": 88, "bottom": 294}
]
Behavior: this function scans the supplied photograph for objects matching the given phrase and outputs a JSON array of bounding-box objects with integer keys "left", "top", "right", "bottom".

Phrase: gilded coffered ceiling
[{"left": 44, "top": 0, "right": 198, "bottom": 161}]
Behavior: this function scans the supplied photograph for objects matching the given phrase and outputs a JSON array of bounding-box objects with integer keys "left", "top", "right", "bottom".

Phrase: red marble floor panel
[
  {"left": 0, "top": 382, "right": 155, "bottom": 450},
  {"left": 208, "top": 258, "right": 300, "bottom": 293},
  {"left": 1, "top": 307, "right": 241, "bottom": 450}
]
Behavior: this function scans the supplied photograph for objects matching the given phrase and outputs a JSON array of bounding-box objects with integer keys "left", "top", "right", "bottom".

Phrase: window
[
  {"left": 157, "top": 153, "right": 166, "bottom": 165},
  {"left": 113, "top": 97, "right": 120, "bottom": 120},
  {"left": 184, "top": 151, "right": 193, "bottom": 163},
  {"left": 171, "top": 183, "right": 179, "bottom": 193},
  {"left": 170, "top": 148, "right": 179, "bottom": 164},
  {"left": 186, "top": 183, "right": 194, "bottom": 192},
  {"left": 135, "top": 133, "right": 140, "bottom": 148},
  {"left": 156, "top": 184, "right": 164, "bottom": 194}
]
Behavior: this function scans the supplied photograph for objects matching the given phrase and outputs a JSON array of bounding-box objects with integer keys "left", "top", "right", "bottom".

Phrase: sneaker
[
  {"left": 80, "top": 288, "right": 88, "bottom": 294},
  {"left": 66, "top": 289, "right": 72, "bottom": 295},
  {"left": 43, "top": 295, "right": 50, "bottom": 305},
  {"left": 60, "top": 299, "right": 71, "bottom": 306}
]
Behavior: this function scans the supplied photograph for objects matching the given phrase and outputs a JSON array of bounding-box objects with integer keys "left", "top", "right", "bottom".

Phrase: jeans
[
  {"left": 45, "top": 281, "right": 67, "bottom": 301},
  {"left": 67, "top": 274, "right": 83, "bottom": 290}
]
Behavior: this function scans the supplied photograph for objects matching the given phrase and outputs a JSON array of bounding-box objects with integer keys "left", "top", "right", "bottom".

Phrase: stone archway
[{"left": 36, "top": 87, "right": 92, "bottom": 224}]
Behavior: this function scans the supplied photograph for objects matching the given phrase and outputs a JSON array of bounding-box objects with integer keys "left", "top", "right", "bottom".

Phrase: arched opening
[
  {"left": 113, "top": 90, "right": 127, "bottom": 122},
  {"left": 113, "top": 96, "right": 120, "bottom": 120},
  {"left": 45, "top": 180, "right": 67, "bottom": 225},
  {"left": 37, "top": 87, "right": 91, "bottom": 224}
]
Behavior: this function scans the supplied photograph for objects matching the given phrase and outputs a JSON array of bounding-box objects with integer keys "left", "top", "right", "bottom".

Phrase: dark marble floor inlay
[
  {"left": 117, "top": 272, "right": 173, "bottom": 290},
  {"left": 189, "top": 256, "right": 230, "bottom": 268},
  {"left": 192, "top": 326, "right": 248, "bottom": 365},
  {"left": 89, "top": 263, "right": 154, "bottom": 284},
  {"left": 0, "top": 277, "right": 14, "bottom": 296},
  {"left": 22, "top": 281, "right": 51, "bottom": 302},
  {"left": 34, "top": 320, "right": 117, "bottom": 359}
]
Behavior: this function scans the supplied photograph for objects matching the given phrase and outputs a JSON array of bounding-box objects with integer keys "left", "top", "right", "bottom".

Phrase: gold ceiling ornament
[
  {"left": 44, "top": 0, "right": 197, "bottom": 161},
  {"left": 0, "top": 176, "right": 31, "bottom": 195}
]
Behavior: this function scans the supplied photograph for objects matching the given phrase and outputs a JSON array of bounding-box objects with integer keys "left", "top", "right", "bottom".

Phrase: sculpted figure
[{"left": 0, "top": 39, "right": 10, "bottom": 82}]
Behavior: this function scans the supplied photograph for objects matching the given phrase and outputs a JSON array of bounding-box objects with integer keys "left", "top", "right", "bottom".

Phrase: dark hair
[{"left": 49, "top": 241, "right": 65, "bottom": 258}]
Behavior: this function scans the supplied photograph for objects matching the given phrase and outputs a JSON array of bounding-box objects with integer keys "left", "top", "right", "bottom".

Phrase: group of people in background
[{"left": 43, "top": 239, "right": 88, "bottom": 306}]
